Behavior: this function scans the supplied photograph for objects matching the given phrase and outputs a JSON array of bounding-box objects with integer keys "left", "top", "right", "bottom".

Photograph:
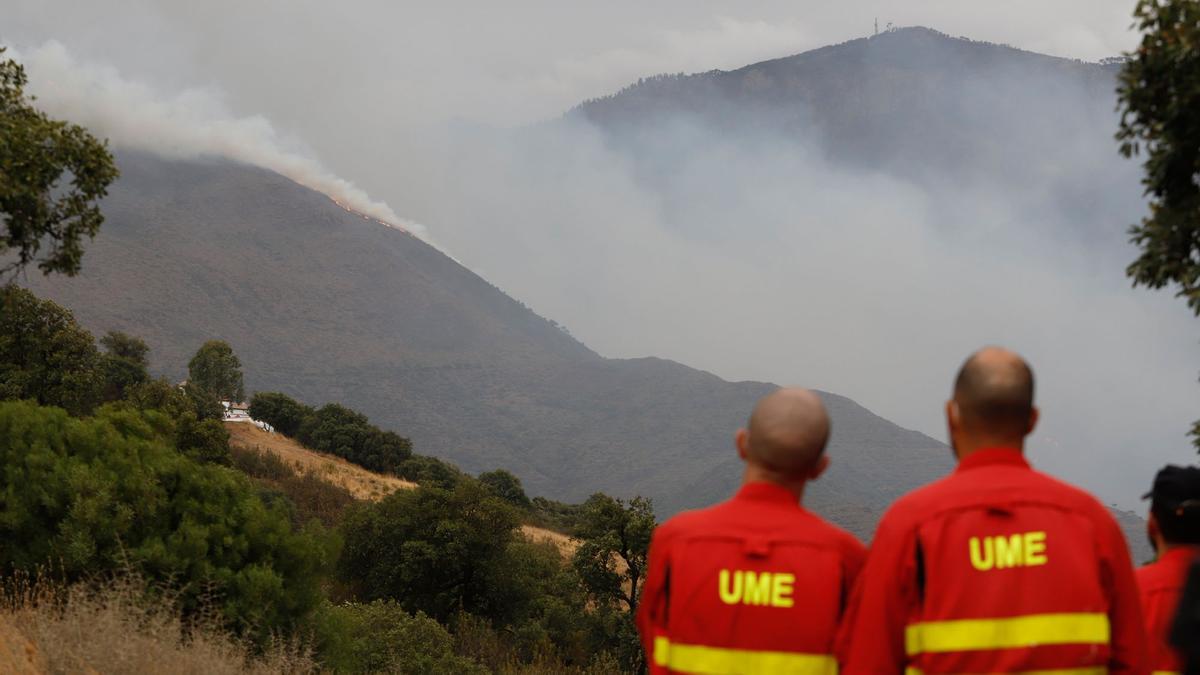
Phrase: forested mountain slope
[{"left": 23, "top": 152, "right": 945, "bottom": 534}]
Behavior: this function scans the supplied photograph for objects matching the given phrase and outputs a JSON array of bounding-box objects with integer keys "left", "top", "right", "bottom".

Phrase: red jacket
[
  {"left": 1137, "top": 546, "right": 1199, "bottom": 673},
  {"left": 838, "top": 448, "right": 1148, "bottom": 674},
  {"left": 636, "top": 481, "right": 866, "bottom": 674}
]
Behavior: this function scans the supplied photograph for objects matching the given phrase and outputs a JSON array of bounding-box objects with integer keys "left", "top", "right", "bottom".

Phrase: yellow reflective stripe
[
  {"left": 653, "top": 636, "right": 837, "bottom": 674},
  {"left": 902, "top": 662, "right": 1099, "bottom": 667},
  {"left": 1151, "top": 672, "right": 1182, "bottom": 675},
  {"left": 905, "top": 612, "right": 1110, "bottom": 655},
  {"left": 906, "top": 669, "right": 1104, "bottom": 675}
]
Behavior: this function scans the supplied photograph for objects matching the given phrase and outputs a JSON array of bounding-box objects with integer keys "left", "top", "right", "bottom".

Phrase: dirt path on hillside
[{"left": 225, "top": 423, "right": 578, "bottom": 554}]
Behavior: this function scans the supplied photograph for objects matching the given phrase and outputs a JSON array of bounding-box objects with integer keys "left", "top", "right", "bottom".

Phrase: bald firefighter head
[
  {"left": 946, "top": 346, "right": 1039, "bottom": 458},
  {"left": 735, "top": 388, "right": 831, "bottom": 491}
]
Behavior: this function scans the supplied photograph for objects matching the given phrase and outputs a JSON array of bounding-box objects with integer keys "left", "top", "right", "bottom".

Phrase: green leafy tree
[
  {"left": 0, "top": 285, "right": 103, "bottom": 415},
  {"left": 248, "top": 391, "right": 313, "bottom": 436},
  {"left": 337, "top": 481, "right": 519, "bottom": 622},
  {"left": 187, "top": 340, "right": 244, "bottom": 402},
  {"left": 99, "top": 330, "right": 150, "bottom": 402},
  {"left": 572, "top": 494, "right": 655, "bottom": 673},
  {"left": 0, "top": 400, "right": 332, "bottom": 642},
  {"left": 125, "top": 377, "right": 229, "bottom": 464},
  {"left": 0, "top": 48, "right": 119, "bottom": 277},
  {"left": 479, "top": 469, "right": 533, "bottom": 509},
  {"left": 1117, "top": 0, "right": 1200, "bottom": 450},
  {"left": 572, "top": 494, "right": 654, "bottom": 613}
]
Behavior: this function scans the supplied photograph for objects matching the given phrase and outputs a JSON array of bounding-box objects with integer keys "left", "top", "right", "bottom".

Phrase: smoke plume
[{"left": 7, "top": 41, "right": 430, "bottom": 242}]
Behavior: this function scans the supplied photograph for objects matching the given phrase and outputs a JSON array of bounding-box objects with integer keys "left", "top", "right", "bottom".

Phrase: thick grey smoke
[
  {"left": 7, "top": 42, "right": 430, "bottom": 242},
  {"left": 384, "top": 63, "right": 1200, "bottom": 510}
]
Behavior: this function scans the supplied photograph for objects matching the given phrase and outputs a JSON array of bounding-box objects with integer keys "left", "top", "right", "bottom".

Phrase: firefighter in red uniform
[
  {"left": 1137, "top": 465, "right": 1200, "bottom": 673},
  {"left": 838, "top": 347, "right": 1149, "bottom": 673},
  {"left": 636, "top": 388, "right": 866, "bottom": 674}
]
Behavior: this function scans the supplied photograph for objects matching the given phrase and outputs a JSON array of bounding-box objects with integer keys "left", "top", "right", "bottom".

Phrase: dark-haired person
[
  {"left": 1138, "top": 465, "right": 1200, "bottom": 672},
  {"left": 636, "top": 388, "right": 866, "bottom": 674},
  {"left": 839, "top": 347, "right": 1148, "bottom": 673}
]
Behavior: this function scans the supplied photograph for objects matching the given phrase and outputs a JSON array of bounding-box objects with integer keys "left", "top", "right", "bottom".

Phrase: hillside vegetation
[
  {"left": 0, "top": 286, "right": 651, "bottom": 672},
  {"left": 227, "top": 422, "right": 576, "bottom": 554},
  {"left": 22, "top": 151, "right": 948, "bottom": 538}
]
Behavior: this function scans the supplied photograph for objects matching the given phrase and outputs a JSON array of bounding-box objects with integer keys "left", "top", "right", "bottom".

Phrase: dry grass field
[{"left": 225, "top": 423, "right": 579, "bottom": 556}]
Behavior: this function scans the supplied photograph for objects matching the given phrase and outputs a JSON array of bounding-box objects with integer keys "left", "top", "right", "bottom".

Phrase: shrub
[
  {"left": 337, "top": 481, "right": 519, "bottom": 622},
  {"left": 480, "top": 469, "right": 533, "bottom": 509},
  {"left": 297, "top": 403, "right": 413, "bottom": 474},
  {"left": 248, "top": 392, "right": 312, "bottom": 437},
  {"left": 310, "top": 600, "right": 485, "bottom": 674},
  {"left": 231, "top": 446, "right": 295, "bottom": 483},
  {"left": 0, "top": 286, "right": 103, "bottom": 416},
  {"left": 0, "top": 401, "right": 332, "bottom": 642},
  {"left": 396, "top": 454, "right": 465, "bottom": 489}
]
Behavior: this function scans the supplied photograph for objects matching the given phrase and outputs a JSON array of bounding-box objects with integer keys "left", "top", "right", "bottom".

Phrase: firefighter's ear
[
  {"left": 809, "top": 454, "right": 830, "bottom": 481},
  {"left": 735, "top": 428, "right": 750, "bottom": 460},
  {"left": 1026, "top": 406, "right": 1039, "bottom": 436},
  {"left": 946, "top": 399, "right": 961, "bottom": 435}
]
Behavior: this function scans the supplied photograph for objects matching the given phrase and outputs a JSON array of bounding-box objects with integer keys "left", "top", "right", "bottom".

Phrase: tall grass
[{"left": 1, "top": 573, "right": 315, "bottom": 674}]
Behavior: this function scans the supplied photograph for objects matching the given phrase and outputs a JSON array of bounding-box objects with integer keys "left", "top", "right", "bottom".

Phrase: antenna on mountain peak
[{"left": 874, "top": 18, "right": 878, "bottom": 37}]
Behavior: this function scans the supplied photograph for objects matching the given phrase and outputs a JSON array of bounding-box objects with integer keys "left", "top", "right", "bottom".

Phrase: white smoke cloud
[{"left": 7, "top": 41, "right": 431, "bottom": 242}]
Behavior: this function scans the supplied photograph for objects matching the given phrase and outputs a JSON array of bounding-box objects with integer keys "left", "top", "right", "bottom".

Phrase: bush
[
  {"left": 337, "top": 481, "right": 519, "bottom": 622},
  {"left": 0, "top": 401, "right": 332, "bottom": 642},
  {"left": 296, "top": 403, "right": 413, "bottom": 474},
  {"left": 310, "top": 600, "right": 485, "bottom": 674},
  {"left": 480, "top": 469, "right": 532, "bottom": 509},
  {"left": 231, "top": 446, "right": 295, "bottom": 483},
  {"left": 99, "top": 331, "right": 150, "bottom": 403},
  {"left": 396, "top": 454, "right": 466, "bottom": 489},
  {"left": 248, "top": 392, "right": 312, "bottom": 437},
  {"left": 529, "top": 497, "right": 588, "bottom": 535},
  {"left": 0, "top": 286, "right": 103, "bottom": 416}
]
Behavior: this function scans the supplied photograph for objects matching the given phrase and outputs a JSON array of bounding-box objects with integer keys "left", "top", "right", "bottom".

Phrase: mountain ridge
[{"left": 17, "top": 27, "right": 1153, "bottom": 558}]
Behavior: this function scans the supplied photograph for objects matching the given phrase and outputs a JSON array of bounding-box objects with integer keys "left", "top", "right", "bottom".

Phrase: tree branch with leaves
[{"left": 0, "top": 47, "right": 118, "bottom": 278}]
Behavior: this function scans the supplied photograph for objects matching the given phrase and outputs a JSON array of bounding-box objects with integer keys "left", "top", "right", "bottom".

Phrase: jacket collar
[
  {"left": 956, "top": 447, "right": 1031, "bottom": 473},
  {"left": 1159, "top": 545, "right": 1200, "bottom": 568},
  {"left": 735, "top": 481, "right": 802, "bottom": 505}
]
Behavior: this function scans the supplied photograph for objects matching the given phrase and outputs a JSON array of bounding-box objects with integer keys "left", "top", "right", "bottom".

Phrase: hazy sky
[{"left": 6, "top": 1, "right": 1197, "bottom": 510}]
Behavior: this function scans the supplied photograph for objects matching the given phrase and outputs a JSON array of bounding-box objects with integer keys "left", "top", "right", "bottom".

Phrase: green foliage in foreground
[
  {"left": 99, "top": 331, "right": 150, "bottom": 403},
  {"left": 0, "top": 400, "right": 333, "bottom": 642},
  {"left": 338, "top": 481, "right": 520, "bottom": 622},
  {"left": 127, "top": 377, "right": 230, "bottom": 465},
  {"left": 1117, "top": 0, "right": 1200, "bottom": 451},
  {"left": 1118, "top": 0, "right": 1200, "bottom": 314},
  {"left": 0, "top": 285, "right": 104, "bottom": 416},
  {"left": 311, "top": 600, "right": 486, "bottom": 674},
  {"left": 0, "top": 47, "right": 119, "bottom": 277}
]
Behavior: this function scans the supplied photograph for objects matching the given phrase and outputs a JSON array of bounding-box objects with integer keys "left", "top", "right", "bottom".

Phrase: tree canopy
[
  {"left": 0, "top": 400, "right": 331, "bottom": 641},
  {"left": 1117, "top": 0, "right": 1200, "bottom": 313},
  {"left": 0, "top": 285, "right": 103, "bottom": 415},
  {"left": 0, "top": 48, "right": 119, "bottom": 277},
  {"left": 337, "top": 481, "right": 520, "bottom": 622},
  {"left": 100, "top": 330, "right": 150, "bottom": 402},
  {"left": 187, "top": 340, "right": 245, "bottom": 402}
]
